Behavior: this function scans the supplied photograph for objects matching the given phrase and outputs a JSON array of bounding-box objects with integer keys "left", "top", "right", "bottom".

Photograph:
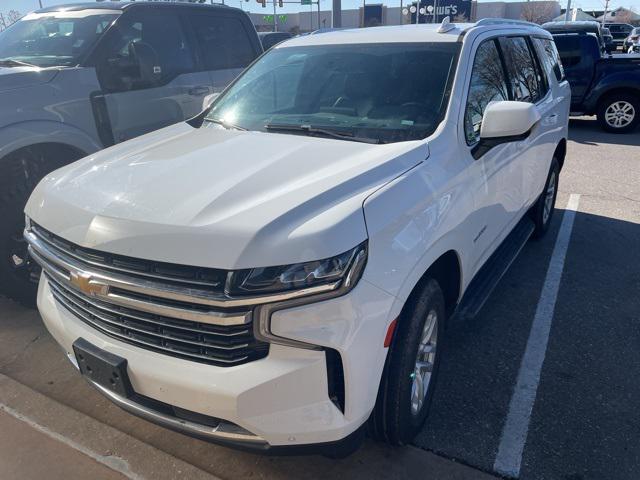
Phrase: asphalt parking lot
[{"left": 0, "top": 117, "right": 638, "bottom": 480}]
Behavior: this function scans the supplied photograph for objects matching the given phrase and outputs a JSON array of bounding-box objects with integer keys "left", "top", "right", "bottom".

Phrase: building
[
  {"left": 552, "top": 8, "right": 597, "bottom": 22},
  {"left": 249, "top": 0, "right": 560, "bottom": 32},
  {"left": 596, "top": 7, "right": 640, "bottom": 25}
]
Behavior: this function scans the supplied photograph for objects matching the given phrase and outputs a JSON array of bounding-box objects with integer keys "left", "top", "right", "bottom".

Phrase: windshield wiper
[
  {"left": 0, "top": 59, "right": 37, "bottom": 68},
  {"left": 205, "top": 117, "right": 247, "bottom": 131},
  {"left": 264, "top": 123, "right": 380, "bottom": 144}
]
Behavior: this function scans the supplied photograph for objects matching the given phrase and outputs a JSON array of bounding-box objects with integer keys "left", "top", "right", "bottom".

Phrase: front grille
[{"left": 29, "top": 224, "right": 269, "bottom": 367}]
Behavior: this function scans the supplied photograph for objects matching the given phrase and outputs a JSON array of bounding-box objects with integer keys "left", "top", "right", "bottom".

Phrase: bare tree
[
  {"left": 453, "top": 12, "right": 468, "bottom": 22},
  {"left": 520, "top": 2, "right": 556, "bottom": 24},
  {"left": 0, "top": 10, "right": 22, "bottom": 32}
]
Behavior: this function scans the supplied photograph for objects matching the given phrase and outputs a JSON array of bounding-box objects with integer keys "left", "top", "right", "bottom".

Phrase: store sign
[{"left": 412, "top": 0, "right": 472, "bottom": 22}]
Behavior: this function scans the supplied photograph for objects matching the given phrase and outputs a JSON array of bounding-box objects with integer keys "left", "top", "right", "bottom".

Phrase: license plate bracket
[{"left": 72, "top": 337, "right": 133, "bottom": 398}]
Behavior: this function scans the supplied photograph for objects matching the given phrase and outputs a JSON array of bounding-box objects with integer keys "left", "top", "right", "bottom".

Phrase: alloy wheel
[
  {"left": 543, "top": 170, "right": 556, "bottom": 225},
  {"left": 410, "top": 309, "right": 438, "bottom": 416},
  {"left": 604, "top": 101, "right": 635, "bottom": 129}
]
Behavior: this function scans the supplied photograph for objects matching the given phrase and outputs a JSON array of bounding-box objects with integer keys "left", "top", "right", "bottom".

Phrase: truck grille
[{"left": 27, "top": 224, "right": 269, "bottom": 367}]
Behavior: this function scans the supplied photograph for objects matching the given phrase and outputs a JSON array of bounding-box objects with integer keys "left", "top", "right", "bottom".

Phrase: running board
[{"left": 454, "top": 217, "right": 535, "bottom": 321}]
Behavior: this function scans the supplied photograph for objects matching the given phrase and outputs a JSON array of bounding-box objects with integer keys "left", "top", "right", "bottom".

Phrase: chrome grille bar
[
  {"left": 26, "top": 224, "right": 271, "bottom": 366},
  {"left": 31, "top": 224, "right": 225, "bottom": 288},
  {"left": 26, "top": 227, "right": 339, "bottom": 311},
  {"left": 47, "top": 275, "right": 254, "bottom": 365}
]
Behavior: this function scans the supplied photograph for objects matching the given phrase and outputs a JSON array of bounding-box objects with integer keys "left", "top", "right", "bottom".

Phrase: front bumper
[{"left": 37, "top": 272, "right": 397, "bottom": 449}]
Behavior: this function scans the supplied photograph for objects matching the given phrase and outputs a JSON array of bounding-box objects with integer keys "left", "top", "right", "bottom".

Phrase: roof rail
[{"left": 475, "top": 18, "right": 538, "bottom": 28}]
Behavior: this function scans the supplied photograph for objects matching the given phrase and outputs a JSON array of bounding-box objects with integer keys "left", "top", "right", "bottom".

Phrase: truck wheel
[
  {"left": 530, "top": 157, "right": 559, "bottom": 239},
  {"left": 369, "top": 278, "right": 445, "bottom": 445},
  {"left": 0, "top": 146, "right": 75, "bottom": 306},
  {"left": 597, "top": 93, "right": 640, "bottom": 133}
]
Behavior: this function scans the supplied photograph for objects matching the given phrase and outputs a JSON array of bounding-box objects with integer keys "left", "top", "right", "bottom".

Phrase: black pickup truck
[{"left": 545, "top": 27, "right": 640, "bottom": 133}]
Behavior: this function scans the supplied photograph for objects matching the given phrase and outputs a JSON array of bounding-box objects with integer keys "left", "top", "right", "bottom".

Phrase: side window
[
  {"left": 499, "top": 37, "right": 543, "bottom": 103},
  {"left": 96, "top": 13, "right": 195, "bottom": 93},
  {"left": 464, "top": 40, "right": 510, "bottom": 145},
  {"left": 533, "top": 37, "right": 565, "bottom": 83},
  {"left": 191, "top": 15, "right": 257, "bottom": 71}
]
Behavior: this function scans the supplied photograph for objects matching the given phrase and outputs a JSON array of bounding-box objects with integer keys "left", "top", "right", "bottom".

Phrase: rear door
[
  {"left": 91, "top": 8, "right": 212, "bottom": 145},
  {"left": 552, "top": 34, "right": 596, "bottom": 107},
  {"left": 187, "top": 12, "right": 262, "bottom": 96},
  {"left": 499, "top": 35, "right": 557, "bottom": 208}
]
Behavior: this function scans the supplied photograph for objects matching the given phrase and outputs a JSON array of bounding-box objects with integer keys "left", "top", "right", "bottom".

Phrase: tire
[
  {"left": 369, "top": 278, "right": 445, "bottom": 445},
  {"left": 0, "top": 146, "right": 76, "bottom": 306},
  {"left": 529, "top": 157, "right": 559, "bottom": 240},
  {"left": 596, "top": 93, "right": 640, "bottom": 133}
]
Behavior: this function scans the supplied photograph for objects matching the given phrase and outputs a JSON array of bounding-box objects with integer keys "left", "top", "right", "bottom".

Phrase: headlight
[{"left": 226, "top": 243, "right": 367, "bottom": 296}]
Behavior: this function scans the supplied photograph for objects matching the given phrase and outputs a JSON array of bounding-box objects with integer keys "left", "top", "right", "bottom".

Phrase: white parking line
[{"left": 493, "top": 194, "right": 581, "bottom": 478}]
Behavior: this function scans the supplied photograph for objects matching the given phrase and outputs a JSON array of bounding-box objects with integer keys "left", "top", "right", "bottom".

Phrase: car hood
[
  {"left": 26, "top": 123, "right": 427, "bottom": 269},
  {"left": 0, "top": 67, "right": 58, "bottom": 93}
]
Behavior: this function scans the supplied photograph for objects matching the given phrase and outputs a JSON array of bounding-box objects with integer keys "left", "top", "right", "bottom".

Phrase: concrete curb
[{"left": 0, "top": 373, "right": 221, "bottom": 480}]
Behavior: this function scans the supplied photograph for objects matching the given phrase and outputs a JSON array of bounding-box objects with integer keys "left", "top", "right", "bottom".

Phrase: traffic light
[
  {"left": 278, "top": 0, "right": 283, "bottom": 6},
  {"left": 257, "top": 0, "right": 266, "bottom": 7}
]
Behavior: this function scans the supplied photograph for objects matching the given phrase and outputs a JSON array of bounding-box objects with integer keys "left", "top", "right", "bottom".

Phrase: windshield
[
  {"left": 0, "top": 10, "right": 120, "bottom": 68},
  {"left": 205, "top": 42, "right": 460, "bottom": 144}
]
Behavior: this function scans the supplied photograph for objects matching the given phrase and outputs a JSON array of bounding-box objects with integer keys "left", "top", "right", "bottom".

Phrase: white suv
[{"left": 25, "top": 20, "right": 569, "bottom": 455}]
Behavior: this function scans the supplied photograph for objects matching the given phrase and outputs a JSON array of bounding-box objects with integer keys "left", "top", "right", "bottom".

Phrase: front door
[
  {"left": 92, "top": 10, "right": 212, "bottom": 145},
  {"left": 460, "top": 37, "right": 525, "bottom": 273}
]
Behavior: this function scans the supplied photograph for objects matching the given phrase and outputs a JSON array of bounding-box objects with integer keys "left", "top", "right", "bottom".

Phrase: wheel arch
[
  {"left": 401, "top": 249, "right": 462, "bottom": 321},
  {"left": 554, "top": 138, "right": 567, "bottom": 172},
  {"left": 594, "top": 86, "right": 640, "bottom": 112}
]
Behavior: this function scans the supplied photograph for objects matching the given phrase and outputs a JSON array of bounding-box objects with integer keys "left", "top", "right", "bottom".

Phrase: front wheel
[
  {"left": 597, "top": 93, "right": 640, "bottom": 133},
  {"left": 0, "top": 146, "right": 77, "bottom": 306},
  {"left": 369, "top": 279, "right": 445, "bottom": 445}
]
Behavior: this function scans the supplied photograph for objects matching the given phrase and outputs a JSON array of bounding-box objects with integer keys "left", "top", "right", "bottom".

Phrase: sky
[{"left": 2, "top": 0, "right": 638, "bottom": 17}]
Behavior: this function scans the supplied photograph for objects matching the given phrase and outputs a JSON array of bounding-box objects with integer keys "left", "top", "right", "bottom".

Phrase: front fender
[
  {"left": 0, "top": 120, "right": 102, "bottom": 161},
  {"left": 362, "top": 160, "right": 472, "bottom": 322}
]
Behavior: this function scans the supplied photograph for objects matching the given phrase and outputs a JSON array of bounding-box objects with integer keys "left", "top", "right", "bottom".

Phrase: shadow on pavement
[{"left": 569, "top": 118, "right": 640, "bottom": 148}]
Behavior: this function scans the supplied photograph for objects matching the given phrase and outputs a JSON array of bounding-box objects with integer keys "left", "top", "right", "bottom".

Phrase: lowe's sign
[{"left": 411, "top": 0, "right": 472, "bottom": 23}]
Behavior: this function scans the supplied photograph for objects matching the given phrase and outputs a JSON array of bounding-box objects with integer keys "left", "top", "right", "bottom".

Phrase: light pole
[
  {"left": 273, "top": 0, "right": 278, "bottom": 32},
  {"left": 362, "top": 0, "right": 366, "bottom": 27},
  {"left": 38, "top": 0, "right": 44, "bottom": 8},
  {"left": 601, "top": 0, "right": 610, "bottom": 27}
]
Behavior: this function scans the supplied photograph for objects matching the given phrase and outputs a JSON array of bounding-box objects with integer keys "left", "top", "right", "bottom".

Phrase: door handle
[{"left": 188, "top": 86, "right": 210, "bottom": 96}]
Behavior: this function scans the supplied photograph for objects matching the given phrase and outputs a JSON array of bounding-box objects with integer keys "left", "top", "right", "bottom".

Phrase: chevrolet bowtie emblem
[{"left": 69, "top": 271, "right": 109, "bottom": 297}]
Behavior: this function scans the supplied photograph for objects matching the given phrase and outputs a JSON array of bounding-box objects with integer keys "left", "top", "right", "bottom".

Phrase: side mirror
[
  {"left": 472, "top": 101, "right": 541, "bottom": 160},
  {"left": 203, "top": 92, "right": 220, "bottom": 111}
]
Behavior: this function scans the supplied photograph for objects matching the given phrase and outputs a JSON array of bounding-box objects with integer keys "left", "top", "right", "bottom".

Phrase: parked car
[
  {"left": 0, "top": 2, "right": 262, "bottom": 305},
  {"left": 544, "top": 28, "right": 640, "bottom": 132},
  {"left": 24, "top": 19, "right": 569, "bottom": 456},
  {"left": 258, "top": 31, "right": 293, "bottom": 50},
  {"left": 601, "top": 26, "right": 615, "bottom": 53},
  {"left": 542, "top": 21, "right": 610, "bottom": 54},
  {"left": 605, "top": 23, "right": 634, "bottom": 50},
  {"left": 624, "top": 27, "right": 640, "bottom": 50}
]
